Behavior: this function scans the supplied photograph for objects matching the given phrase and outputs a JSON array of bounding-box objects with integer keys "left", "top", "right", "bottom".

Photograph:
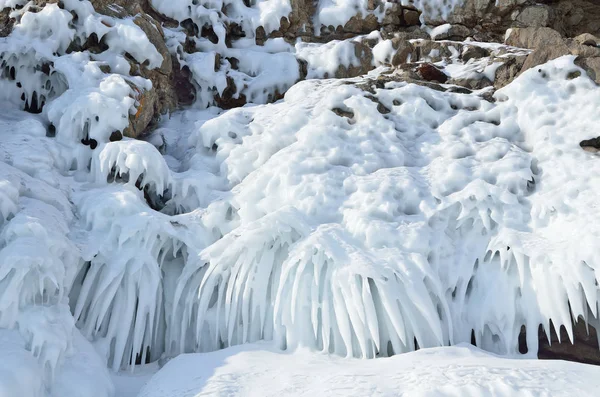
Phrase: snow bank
[
  {"left": 0, "top": 106, "right": 113, "bottom": 395},
  {"left": 296, "top": 39, "right": 368, "bottom": 79},
  {"left": 138, "top": 343, "right": 600, "bottom": 397}
]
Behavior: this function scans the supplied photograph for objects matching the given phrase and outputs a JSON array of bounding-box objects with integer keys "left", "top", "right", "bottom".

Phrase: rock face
[
  {"left": 519, "top": 321, "right": 600, "bottom": 366},
  {"left": 424, "top": 0, "right": 600, "bottom": 39},
  {"left": 503, "top": 27, "right": 600, "bottom": 83}
]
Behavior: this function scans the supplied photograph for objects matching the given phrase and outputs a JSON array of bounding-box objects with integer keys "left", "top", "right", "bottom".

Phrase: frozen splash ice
[{"left": 2, "top": 0, "right": 600, "bottom": 395}]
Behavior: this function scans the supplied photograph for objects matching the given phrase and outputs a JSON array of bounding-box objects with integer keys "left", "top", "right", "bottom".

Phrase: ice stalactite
[
  {"left": 70, "top": 184, "right": 212, "bottom": 370},
  {"left": 3, "top": 0, "right": 600, "bottom": 394},
  {"left": 169, "top": 207, "right": 309, "bottom": 355},
  {"left": 274, "top": 224, "right": 451, "bottom": 358}
]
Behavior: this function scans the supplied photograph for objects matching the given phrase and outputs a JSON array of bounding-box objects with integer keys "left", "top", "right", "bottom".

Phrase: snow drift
[{"left": 2, "top": 0, "right": 600, "bottom": 396}]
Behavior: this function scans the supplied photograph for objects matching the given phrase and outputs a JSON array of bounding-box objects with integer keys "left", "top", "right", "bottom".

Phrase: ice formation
[{"left": 1, "top": 0, "right": 600, "bottom": 395}]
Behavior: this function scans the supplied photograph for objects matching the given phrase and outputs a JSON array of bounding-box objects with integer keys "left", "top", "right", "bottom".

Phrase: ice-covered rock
[{"left": 4, "top": 0, "right": 600, "bottom": 395}]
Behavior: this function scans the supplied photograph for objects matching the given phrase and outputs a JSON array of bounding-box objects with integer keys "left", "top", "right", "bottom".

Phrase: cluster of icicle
[
  {"left": 3, "top": 1, "right": 600, "bottom": 394},
  {"left": 72, "top": 55, "right": 600, "bottom": 372}
]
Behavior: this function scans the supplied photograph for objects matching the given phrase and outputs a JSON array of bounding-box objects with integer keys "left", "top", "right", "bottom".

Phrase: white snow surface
[
  {"left": 138, "top": 343, "right": 600, "bottom": 397},
  {"left": 1, "top": 0, "right": 600, "bottom": 396}
]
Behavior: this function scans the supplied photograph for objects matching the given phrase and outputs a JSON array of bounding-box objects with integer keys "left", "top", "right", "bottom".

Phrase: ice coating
[{"left": 3, "top": 0, "right": 600, "bottom": 395}]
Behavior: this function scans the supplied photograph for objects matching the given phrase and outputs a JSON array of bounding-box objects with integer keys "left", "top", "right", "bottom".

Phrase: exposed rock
[
  {"left": 520, "top": 46, "right": 571, "bottom": 73},
  {"left": 390, "top": 38, "right": 414, "bottom": 66},
  {"left": 0, "top": 8, "right": 14, "bottom": 38},
  {"left": 133, "top": 15, "right": 171, "bottom": 75},
  {"left": 412, "top": 40, "right": 463, "bottom": 63},
  {"left": 425, "top": 0, "right": 494, "bottom": 27},
  {"left": 536, "top": 321, "right": 600, "bottom": 365},
  {"left": 515, "top": 5, "right": 551, "bottom": 28},
  {"left": 493, "top": 53, "right": 527, "bottom": 89},
  {"left": 431, "top": 24, "right": 472, "bottom": 41},
  {"left": 335, "top": 42, "right": 374, "bottom": 78},
  {"left": 170, "top": 59, "right": 196, "bottom": 106},
  {"left": 448, "top": 76, "right": 493, "bottom": 90},
  {"left": 417, "top": 63, "right": 448, "bottom": 83},
  {"left": 122, "top": 14, "right": 178, "bottom": 138},
  {"left": 461, "top": 45, "right": 491, "bottom": 62},
  {"left": 575, "top": 57, "right": 600, "bottom": 84},
  {"left": 504, "top": 27, "right": 564, "bottom": 50},
  {"left": 553, "top": 0, "right": 600, "bottom": 38},
  {"left": 343, "top": 13, "right": 380, "bottom": 35},
  {"left": 566, "top": 41, "right": 600, "bottom": 58},
  {"left": 422, "top": 0, "right": 600, "bottom": 42},
  {"left": 495, "top": 0, "right": 528, "bottom": 16},
  {"left": 384, "top": 27, "right": 429, "bottom": 41},
  {"left": 381, "top": 3, "right": 402, "bottom": 27},
  {"left": 574, "top": 33, "right": 600, "bottom": 47},
  {"left": 403, "top": 9, "right": 421, "bottom": 26},
  {"left": 214, "top": 77, "right": 247, "bottom": 109}
]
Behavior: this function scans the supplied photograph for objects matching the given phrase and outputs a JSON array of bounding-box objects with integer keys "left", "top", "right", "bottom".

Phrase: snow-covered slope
[
  {"left": 2, "top": 0, "right": 600, "bottom": 396},
  {"left": 138, "top": 343, "right": 600, "bottom": 397}
]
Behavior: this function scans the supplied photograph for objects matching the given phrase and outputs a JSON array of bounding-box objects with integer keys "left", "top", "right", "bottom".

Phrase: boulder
[
  {"left": 536, "top": 321, "right": 600, "bottom": 365},
  {"left": 0, "top": 8, "right": 14, "bottom": 38},
  {"left": 335, "top": 42, "right": 374, "bottom": 78},
  {"left": 520, "top": 46, "right": 571, "bottom": 73},
  {"left": 515, "top": 5, "right": 551, "bottom": 28},
  {"left": 425, "top": 0, "right": 493, "bottom": 27},
  {"left": 493, "top": 53, "right": 527, "bottom": 89},
  {"left": 412, "top": 40, "right": 464, "bottom": 63},
  {"left": 123, "top": 14, "right": 179, "bottom": 138},
  {"left": 417, "top": 63, "right": 448, "bottom": 83},
  {"left": 448, "top": 76, "right": 493, "bottom": 90},
  {"left": 461, "top": 45, "right": 491, "bottom": 62},
  {"left": 575, "top": 57, "right": 600, "bottom": 84},
  {"left": 431, "top": 24, "right": 472, "bottom": 41},
  {"left": 573, "top": 33, "right": 600, "bottom": 47},
  {"left": 390, "top": 38, "right": 415, "bottom": 66},
  {"left": 504, "top": 27, "right": 564, "bottom": 50},
  {"left": 403, "top": 8, "right": 421, "bottom": 26}
]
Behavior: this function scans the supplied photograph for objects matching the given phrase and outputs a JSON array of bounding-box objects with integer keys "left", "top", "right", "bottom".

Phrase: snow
[
  {"left": 1, "top": 0, "right": 600, "bottom": 395},
  {"left": 138, "top": 343, "right": 600, "bottom": 397},
  {"left": 296, "top": 38, "right": 368, "bottom": 78},
  {"left": 429, "top": 23, "right": 452, "bottom": 40}
]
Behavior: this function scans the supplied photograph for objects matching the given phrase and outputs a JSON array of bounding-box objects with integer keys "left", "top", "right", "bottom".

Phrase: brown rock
[
  {"left": 520, "top": 46, "right": 570, "bottom": 73},
  {"left": 170, "top": 60, "right": 196, "bottom": 106},
  {"left": 431, "top": 24, "right": 472, "bottom": 41},
  {"left": 504, "top": 27, "right": 564, "bottom": 49},
  {"left": 133, "top": 14, "right": 171, "bottom": 75},
  {"left": 536, "top": 320, "right": 600, "bottom": 365},
  {"left": 121, "top": 14, "right": 179, "bottom": 138},
  {"left": 567, "top": 41, "right": 600, "bottom": 58},
  {"left": 461, "top": 45, "right": 491, "bottom": 62},
  {"left": 0, "top": 8, "right": 14, "bottom": 38},
  {"left": 425, "top": 0, "right": 493, "bottom": 27},
  {"left": 214, "top": 77, "right": 247, "bottom": 109},
  {"left": 390, "top": 39, "right": 415, "bottom": 66},
  {"left": 515, "top": 5, "right": 552, "bottom": 28},
  {"left": 403, "top": 9, "right": 421, "bottom": 26},
  {"left": 493, "top": 53, "right": 527, "bottom": 89},
  {"left": 382, "top": 4, "right": 402, "bottom": 26},
  {"left": 449, "top": 76, "right": 493, "bottom": 90},
  {"left": 334, "top": 41, "right": 374, "bottom": 78},
  {"left": 575, "top": 56, "right": 600, "bottom": 84},
  {"left": 412, "top": 40, "right": 463, "bottom": 63},
  {"left": 343, "top": 14, "right": 379, "bottom": 35},
  {"left": 573, "top": 33, "right": 600, "bottom": 47},
  {"left": 417, "top": 63, "right": 448, "bottom": 83},
  {"left": 553, "top": 0, "right": 600, "bottom": 38}
]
